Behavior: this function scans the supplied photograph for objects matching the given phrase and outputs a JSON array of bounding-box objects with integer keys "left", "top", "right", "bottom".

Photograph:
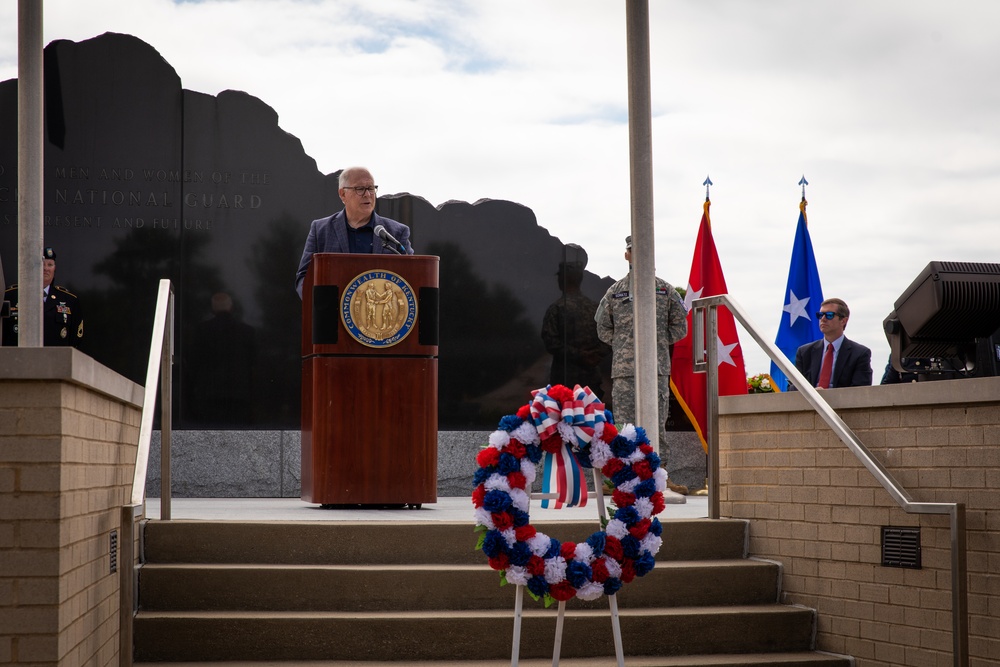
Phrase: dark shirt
[{"left": 347, "top": 218, "right": 375, "bottom": 254}]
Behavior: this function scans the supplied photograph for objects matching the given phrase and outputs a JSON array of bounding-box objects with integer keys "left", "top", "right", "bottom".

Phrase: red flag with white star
[{"left": 670, "top": 199, "right": 747, "bottom": 451}]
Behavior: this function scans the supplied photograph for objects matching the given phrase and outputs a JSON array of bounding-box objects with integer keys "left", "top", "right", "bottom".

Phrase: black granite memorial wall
[{"left": 0, "top": 33, "right": 616, "bottom": 430}]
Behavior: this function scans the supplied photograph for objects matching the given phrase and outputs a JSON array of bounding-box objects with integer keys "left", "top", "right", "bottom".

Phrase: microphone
[{"left": 374, "top": 224, "right": 405, "bottom": 255}]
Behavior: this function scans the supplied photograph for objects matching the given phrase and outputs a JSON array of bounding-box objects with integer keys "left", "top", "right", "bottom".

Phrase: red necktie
[{"left": 818, "top": 342, "right": 834, "bottom": 388}]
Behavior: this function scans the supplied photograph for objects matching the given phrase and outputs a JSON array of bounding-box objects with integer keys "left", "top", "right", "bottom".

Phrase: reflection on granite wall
[{"left": 0, "top": 33, "right": 616, "bottom": 430}]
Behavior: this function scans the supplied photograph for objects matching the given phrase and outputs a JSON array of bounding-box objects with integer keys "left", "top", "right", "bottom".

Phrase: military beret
[{"left": 43, "top": 247, "right": 56, "bottom": 259}]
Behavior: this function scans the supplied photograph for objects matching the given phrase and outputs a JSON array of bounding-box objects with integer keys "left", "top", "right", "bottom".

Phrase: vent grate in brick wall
[
  {"left": 881, "top": 526, "right": 920, "bottom": 568},
  {"left": 110, "top": 529, "right": 118, "bottom": 574}
]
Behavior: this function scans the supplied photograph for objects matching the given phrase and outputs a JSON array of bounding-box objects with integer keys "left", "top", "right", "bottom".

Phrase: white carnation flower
[
  {"left": 633, "top": 496, "right": 654, "bottom": 519},
  {"left": 512, "top": 422, "right": 539, "bottom": 445},
  {"left": 617, "top": 477, "right": 639, "bottom": 494},
  {"left": 653, "top": 467, "right": 668, "bottom": 492},
  {"left": 520, "top": 459, "right": 536, "bottom": 484},
  {"left": 589, "top": 440, "right": 613, "bottom": 469},
  {"left": 604, "top": 557, "right": 622, "bottom": 578},
  {"left": 509, "top": 487, "right": 530, "bottom": 513},
  {"left": 576, "top": 581, "right": 605, "bottom": 601},
  {"left": 527, "top": 534, "right": 552, "bottom": 557},
  {"left": 484, "top": 473, "right": 511, "bottom": 492},
  {"left": 505, "top": 565, "right": 530, "bottom": 586},
  {"left": 488, "top": 430, "right": 510, "bottom": 450},
  {"left": 625, "top": 448, "right": 645, "bottom": 465},
  {"left": 543, "top": 556, "right": 568, "bottom": 584},
  {"left": 640, "top": 534, "right": 663, "bottom": 557},
  {"left": 606, "top": 519, "right": 628, "bottom": 540},
  {"left": 502, "top": 528, "right": 517, "bottom": 548},
  {"left": 620, "top": 424, "right": 637, "bottom": 442},
  {"left": 473, "top": 507, "right": 494, "bottom": 529},
  {"left": 574, "top": 543, "right": 595, "bottom": 563},
  {"left": 555, "top": 420, "right": 576, "bottom": 445}
]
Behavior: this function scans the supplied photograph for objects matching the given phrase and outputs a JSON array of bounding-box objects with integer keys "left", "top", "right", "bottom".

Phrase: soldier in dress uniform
[{"left": 1, "top": 247, "right": 85, "bottom": 348}]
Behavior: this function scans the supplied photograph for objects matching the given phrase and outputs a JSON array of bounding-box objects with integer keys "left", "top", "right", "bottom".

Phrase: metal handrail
[
  {"left": 130, "top": 278, "right": 175, "bottom": 515},
  {"left": 692, "top": 293, "right": 968, "bottom": 667}
]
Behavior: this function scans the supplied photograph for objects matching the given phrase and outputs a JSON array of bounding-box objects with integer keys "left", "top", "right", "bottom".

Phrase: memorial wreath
[{"left": 472, "top": 384, "right": 669, "bottom": 605}]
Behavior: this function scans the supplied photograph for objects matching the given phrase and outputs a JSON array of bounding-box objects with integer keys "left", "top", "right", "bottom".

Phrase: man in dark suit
[
  {"left": 295, "top": 166, "right": 414, "bottom": 298},
  {"left": 2, "top": 247, "right": 84, "bottom": 348},
  {"left": 793, "top": 297, "right": 872, "bottom": 389}
]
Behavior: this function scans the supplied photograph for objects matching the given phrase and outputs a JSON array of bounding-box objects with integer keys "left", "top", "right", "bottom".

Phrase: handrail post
[
  {"left": 159, "top": 288, "right": 174, "bottom": 520},
  {"left": 705, "top": 303, "right": 720, "bottom": 520}
]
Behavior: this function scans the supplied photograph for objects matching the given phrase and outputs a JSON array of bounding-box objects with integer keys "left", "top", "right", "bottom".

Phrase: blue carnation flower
[
  {"left": 527, "top": 575, "right": 549, "bottom": 597},
  {"left": 603, "top": 577, "right": 622, "bottom": 595},
  {"left": 610, "top": 466, "right": 637, "bottom": 488},
  {"left": 509, "top": 541, "right": 532, "bottom": 567},
  {"left": 611, "top": 434, "right": 637, "bottom": 458},
  {"left": 544, "top": 539, "right": 562, "bottom": 559},
  {"left": 614, "top": 505, "right": 640, "bottom": 525},
  {"left": 525, "top": 444, "right": 543, "bottom": 464},
  {"left": 633, "top": 426, "right": 648, "bottom": 444},
  {"left": 605, "top": 408, "right": 615, "bottom": 425},
  {"left": 511, "top": 508, "right": 530, "bottom": 527},
  {"left": 498, "top": 414, "right": 524, "bottom": 432},
  {"left": 646, "top": 451, "right": 661, "bottom": 471},
  {"left": 649, "top": 517, "right": 663, "bottom": 537},
  {"left": 482, "top": 530, "right": 506, "bottom": 558},
  {"left": 566, "top": 560, "right": 593, "bottom": 588},
  {"left": 634, "top": 478, "right": 656, "bottom": 498},
  {"left": 472, "top": 468, "right": 490, "bottom": 487},
  {"left": 576, "top": 445, "right": 594, "bottom": 469},
  {"left": 621, "top": 535, "right": 641, "bottom": 559},
  {"left": 497, "top": 452, "right": 520, "bottom": 475},
  {"left": 586, "top": 531, "right": 606, "bottom": 554},
  {"left": 483, "top": 489, "right": 513, "bottom": 513},
  {"left": 634, "top": 551, "right": 656, "bottom": 577}
]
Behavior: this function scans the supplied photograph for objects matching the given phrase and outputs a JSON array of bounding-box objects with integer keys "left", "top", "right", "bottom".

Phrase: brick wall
[
  {"left": 0, "top": 349, "right": 142, "bottom": 666},
  {"left": 720, "top": 377, "right": 1000, "bottom": 667}
]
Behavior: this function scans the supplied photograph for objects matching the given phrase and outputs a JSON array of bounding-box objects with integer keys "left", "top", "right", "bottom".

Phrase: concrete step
[
  {"left": 140, "top": 519, "right": 749, "bottom": 565},
  {"left": 138, "top": 559, "right": 779, "bottom": 612},
  {"left": 135, "top": 654, "right": 852, "bottom": 667},
  {"left": 133, "top": 605, "right": 817, "bottom": 662}
]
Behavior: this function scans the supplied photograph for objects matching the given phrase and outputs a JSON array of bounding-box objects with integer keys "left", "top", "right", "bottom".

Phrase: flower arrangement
[
  {"left": 472, "top": 384, "right": 668, "bottom": 605},
  {"left": 747, "top": 373, "right": 776, "bottom": 394}
]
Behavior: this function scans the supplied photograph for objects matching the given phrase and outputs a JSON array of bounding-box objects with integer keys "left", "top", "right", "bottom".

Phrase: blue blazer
[
  {"left": 295, "top": 210, "right": 413, "bottom": 297},
  {"left": 793, "top": 337, "right": 873, "bottom": 389}
]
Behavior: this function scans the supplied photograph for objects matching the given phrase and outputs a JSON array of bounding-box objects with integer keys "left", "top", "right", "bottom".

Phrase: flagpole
[{"left": 625, "top": 0, "right": 659, "bottom": 452}]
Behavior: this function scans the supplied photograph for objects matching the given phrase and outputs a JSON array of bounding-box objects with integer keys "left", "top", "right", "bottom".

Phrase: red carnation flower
[
  {"left": 604, "top": 535, "right": 624, "bottom": 561},
  {"left": 639, "top": 443, "right": 653, "bottom": 455},
  {"left": 591, "top": 557, "right": 610, "bottom": 582},
  {"left": 601, "top": 422, "right": 618, "bottom": 443},
  {"left": 472, "top": 485, "right": 486, "bottom": 508},
  {"left": 505, "top": 440, "right": 527, "bottom": 459},
  {"left": 548, "top": 384, "right": 574, "bottom": 403},
  {"left": 527, "top": 555, "right": 546, "bottom": 576},
  {"left": 628, "top": 518, "right": 651, "bottom": 540},
  {"left": 603, "top": 459, "right": 625, "bottom": 478},
  {"left": 476, "top": 448, "right": 500, "bottom": 468},
  {"left": 621, "top": 559, "right": 636, "bottom": 583},
  {"left": 488, "top": 553, "right": 510, "bottom": 571},
  {"left": 514, "top": 525, "right": 537, "bottom": 542},
  {"left": 650, "top": 492, "right": 666, "bottom": 515},
  {"left": 560, "top": 542, "right": 577, "bottom": 560},
  {"left": 507, "top": 471, "right": 527, "bottom": 490},
  {"left": 541, "top": 433, "right": 563, "bottom": 454},
  {"left": 632, "top": 460, "right": 653, "bottom": 480},
  {"left": 492, "top": 512, "right": 514, "bottom": 531},
  {"left": 549, "top": 581, "right": 577, "bottom": 602},
  {"left": 516, "top": 404, "right": 532, "bottom": 420},
  {"left": 612, "top": 489, "right": 636, "bottom": 508}
]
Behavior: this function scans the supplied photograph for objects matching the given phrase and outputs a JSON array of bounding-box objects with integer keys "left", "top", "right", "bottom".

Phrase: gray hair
[{"left": 339, "top": 166, "right": 372, "bottom": 188}]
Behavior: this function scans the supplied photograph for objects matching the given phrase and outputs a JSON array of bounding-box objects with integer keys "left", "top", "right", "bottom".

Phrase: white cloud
[{"left": 2, "top": 0, "right": 999, "bottom": 379}]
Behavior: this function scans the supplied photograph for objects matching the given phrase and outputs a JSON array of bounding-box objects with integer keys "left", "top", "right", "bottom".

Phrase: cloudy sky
[{"left": 3, "top": 0, "right": 999, "bottom": 380}]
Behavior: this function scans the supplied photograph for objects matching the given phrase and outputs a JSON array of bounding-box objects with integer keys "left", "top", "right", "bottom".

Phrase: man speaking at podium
[{"left": 295, "top": 166, "right": 414, "bottom": 298}]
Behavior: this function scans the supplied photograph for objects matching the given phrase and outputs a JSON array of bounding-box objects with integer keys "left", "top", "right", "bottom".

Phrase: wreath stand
[{"left": 510, "top": 468, "right": 626, "bottom": 667}]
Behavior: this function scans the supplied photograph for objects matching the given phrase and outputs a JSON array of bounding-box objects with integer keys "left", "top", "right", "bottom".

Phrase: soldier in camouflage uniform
[
  {"left": 595, "top": 235, "right": 688, "bottom": 499},
  {"left": 540, "top": 244, "right": 611, "bottom": 398}
]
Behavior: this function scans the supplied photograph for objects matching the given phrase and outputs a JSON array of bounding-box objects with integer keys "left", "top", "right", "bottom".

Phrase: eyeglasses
[
  {"left": 815, "top": 311, "right": 842, "bottom": 320},
  {"left": 346, "top": 185, "right": 378, "bottom": 195}
]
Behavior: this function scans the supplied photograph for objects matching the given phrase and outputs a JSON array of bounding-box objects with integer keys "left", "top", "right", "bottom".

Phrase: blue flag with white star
[{"left": 770, "top": 203, "right": 824, "bottom": 391}]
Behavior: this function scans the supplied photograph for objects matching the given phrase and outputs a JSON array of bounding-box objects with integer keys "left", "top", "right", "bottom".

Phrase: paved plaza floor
[{"left": 144, "top": 495, "right": 709, "bottom": 522}]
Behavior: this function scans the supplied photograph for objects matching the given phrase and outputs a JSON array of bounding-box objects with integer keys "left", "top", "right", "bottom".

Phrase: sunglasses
[{"left": 815, "top": 311, "right": 842, "bottom": 320}]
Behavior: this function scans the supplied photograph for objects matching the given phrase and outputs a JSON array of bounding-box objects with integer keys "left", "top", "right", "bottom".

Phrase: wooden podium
[{"left": 301, "top": 253, "right": 439, "bottom": 506}]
